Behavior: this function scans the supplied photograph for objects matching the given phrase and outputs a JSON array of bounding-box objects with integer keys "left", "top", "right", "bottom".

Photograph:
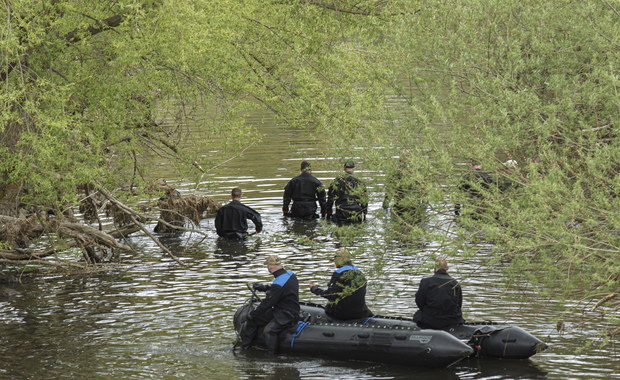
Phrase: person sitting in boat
[
  {"left": 413, "top": 259, "right": 465, "bottom": 329},
  {"left": 241, "top": 255, "right": 299, "bottom": 354},
  {"left": 309, "top": 248, "right": 373, "bottom": 320}
]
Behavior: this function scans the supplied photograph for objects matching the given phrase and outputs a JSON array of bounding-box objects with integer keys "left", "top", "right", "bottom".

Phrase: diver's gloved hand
[
  {"left": 309, "top": 284, "right": 320, "bottom": 295},
  {"left": 252, "top": 283, "right": 270, "bottom": 292}
]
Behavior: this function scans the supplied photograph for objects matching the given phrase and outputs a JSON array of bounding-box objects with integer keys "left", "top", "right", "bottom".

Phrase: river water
[{"left": 0, "top": 112, "right": 618, "bottom": 379}]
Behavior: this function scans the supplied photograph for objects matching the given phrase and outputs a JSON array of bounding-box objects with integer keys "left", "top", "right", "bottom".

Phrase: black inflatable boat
[
  {"left": 234, "top": 299, "right": 473, "bottom": 368},
  {"left": 299, "top": 301, "right": 547, "bottom": 359}
]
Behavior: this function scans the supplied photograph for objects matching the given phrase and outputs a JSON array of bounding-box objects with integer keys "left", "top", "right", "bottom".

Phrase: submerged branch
[
  {"left": 0, "top": 217, "right": 141, "bottom": 262},
  {"left": 95, "top": 185, "right": 187, "bottom": 267},
  {"left": 0, "top": 258, "right": 86, "bottom": 269}
]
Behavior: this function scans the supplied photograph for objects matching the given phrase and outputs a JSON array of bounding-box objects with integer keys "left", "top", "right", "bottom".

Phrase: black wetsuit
[
  {"left": 214, "top": 200, "right": 262, "bottom": 240},
  {"left": 455, "top": 169, "right": 497, "bottom": 216},
  {"left": 326, "top": 173, "right": 368, "bottom": 225},
  {"left": 458, "top": 169, "right": 496, "bottom": 198},
  {"left": 382, "top": 169, "right": 427, "bottom": 223},
  {"left": 310, "top": 263, "right": 373, "bottom": 320},
  {"left": 413, "top": 269, "right": 465, "bottom": 329},
  {"left": 283, "top": 171, "right": 326, "bottom": 219},
  {"left": 241, "top": 268, "right": 300, "bottom": 354},
  {"left": 499, "top": 177, "right": 520, "bottom": 192}
]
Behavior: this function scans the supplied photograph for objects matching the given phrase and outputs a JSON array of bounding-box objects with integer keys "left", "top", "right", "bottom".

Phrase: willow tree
[
  {"left": 330, "top": 0, "right": 618, "bottom": 337},
  {"left": 0, "top": 0, "right": 399, "bottom": 268}
]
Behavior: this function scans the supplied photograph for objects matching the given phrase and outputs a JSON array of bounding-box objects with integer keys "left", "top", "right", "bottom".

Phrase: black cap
[{"left": 344, "top": 161, "right": 355, "bottom": 169}]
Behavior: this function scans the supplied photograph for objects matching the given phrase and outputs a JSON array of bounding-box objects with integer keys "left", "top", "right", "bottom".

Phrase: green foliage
[
  {"left": 2, "top": 0, "right": 617, "bottom": 335},
  {"left": 334, "top": 0, "right": 619, "bottom": 331},
  {"left": 0, "top": 0, "right": 407, "bottom": 207}
]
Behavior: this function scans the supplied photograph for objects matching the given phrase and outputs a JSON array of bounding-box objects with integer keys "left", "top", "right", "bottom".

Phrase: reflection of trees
[
  {"left": 0, "top": 277, "right": 118, "bottom": 378},
  {"left": 214, "top": 238, "right": 261, "bottom": 266},
  {"left": 283, "top": 218, "right": 319, "bottom": 238}
]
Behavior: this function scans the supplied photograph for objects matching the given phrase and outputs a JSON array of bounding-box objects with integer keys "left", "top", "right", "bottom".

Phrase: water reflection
[
  {"left": 282, "top": 217, "right": 320, "bottom": 237},
  {"left": 156, "top": 231, "right": 188, "bottom": 249},
  {"left": 214, "top": 237, "right": 262, "bottom": 262},
  {"left": 456, "top": 358, "right": 548, "bottom": 379},
  {"left": 2, "top": 194, "right": 615, "bottom": 380},
  {"left": 383, "top": 214, "right": 428, "bottom": 248},
  {"left": 0, "top": 114, "right": 618, "bottom": 379},
  {"left": 231, "top": 352, "right": 551, "bottom": 380}
]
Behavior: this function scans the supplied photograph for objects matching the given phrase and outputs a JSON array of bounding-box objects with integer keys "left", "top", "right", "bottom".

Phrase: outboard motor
[
  {"left": 233, "top": 300, "right": 254, "bottom": 333},
  {"left": 233, "top": 286, "right": 261, "bottom": 339}
]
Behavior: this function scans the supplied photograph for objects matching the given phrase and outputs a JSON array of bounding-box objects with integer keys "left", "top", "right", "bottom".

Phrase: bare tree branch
[
  {"left": 95, "top": 185, "right": 188, "bottom": 267},
  {"left": 0, "top": 214, "right": 141, "bottom": 261},
  {"left": 64, "top": 14, "right": 124, "bottom": 44},
  {"left": 0, "top": 258, "right": 86, "bottom": 269},
  {"left": 301, "top": 0, "right": 376, "bottom": 16}
]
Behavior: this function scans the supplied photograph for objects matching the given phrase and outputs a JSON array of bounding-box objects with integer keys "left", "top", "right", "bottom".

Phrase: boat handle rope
[
  {"left": 362, "top": 315, "right": 378, "bottom": 326},
  {"left": 290, "top": 321, "right": 310, "bottom": 348}
]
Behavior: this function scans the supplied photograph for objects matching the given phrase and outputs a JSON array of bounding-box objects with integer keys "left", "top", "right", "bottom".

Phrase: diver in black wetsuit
[
  {"left": 282, "top": 160, "right": 326, "bottom": 220},
  {"left": 382, "top": 150, "right": 428, "bottom": 224},
  {"left": 241, "top": 255, "right": 299, "bottom": 354},
  {"left": 310, "top": 248, "right": 373, "bottom": 320},
  {"left": 455, "top": 162, "right": 497, "bottom": 216},
  {"left": 326, "top": 161, "right": 368, "bottom": 226},
  {"left": 215, "top": 187, "right": 262, "bottom": 240}
]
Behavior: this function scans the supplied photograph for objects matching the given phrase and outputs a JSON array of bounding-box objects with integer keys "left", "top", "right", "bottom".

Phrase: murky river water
[{"left": 0, "top": 112, "right": 618, "bottom": 379}]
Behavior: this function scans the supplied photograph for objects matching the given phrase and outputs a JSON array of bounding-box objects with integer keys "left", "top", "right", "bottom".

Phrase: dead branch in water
[
  {"left": 95, "top": 185, "right": 187, "bottom": 267},
  {"left": 591, "top": 293, "right": 618, "bottom": 312},
  {"left": 0, "top": 214, "right": 141, "bottom": 266},
  {"left": 0, "top": 179, "right": 219, "bottom": 270},
  {"left": 147, "top": 178, "right": 220, "bottom": 234},
  {"left": 154, "top": 194, "right": 220, "bottom": 233}
]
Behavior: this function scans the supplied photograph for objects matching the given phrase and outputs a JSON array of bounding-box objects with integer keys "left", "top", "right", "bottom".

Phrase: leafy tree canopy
[
  {"left": 346, "top": 0, "right": 619, "bottom": 336},
  {"left": 1, "top": 0, "right": 617, "bottom": 337}
]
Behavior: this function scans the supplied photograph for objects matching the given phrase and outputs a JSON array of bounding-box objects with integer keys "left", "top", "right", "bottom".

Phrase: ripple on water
[{"left": 0, "top": 168, "right": 617, "bottom": 379}]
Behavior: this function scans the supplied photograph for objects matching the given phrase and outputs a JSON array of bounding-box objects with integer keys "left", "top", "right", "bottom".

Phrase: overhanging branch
[
  {"left": 64, "top": 14, "right": 124, "bottom": 44},
  {"left": 2, "top": 12, "right": 126, "bottom": 83},
  {"left": 301, "top": 0, "right": 377, "bottom": 16}
]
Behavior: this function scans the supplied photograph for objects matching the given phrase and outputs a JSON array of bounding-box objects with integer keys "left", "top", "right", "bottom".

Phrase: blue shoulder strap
[
  {"left": 272, "top": 270, "right": 294, "bottom": 286},
  {"left": 335, "top": 265, "right": 360, "bottom": 273}
]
